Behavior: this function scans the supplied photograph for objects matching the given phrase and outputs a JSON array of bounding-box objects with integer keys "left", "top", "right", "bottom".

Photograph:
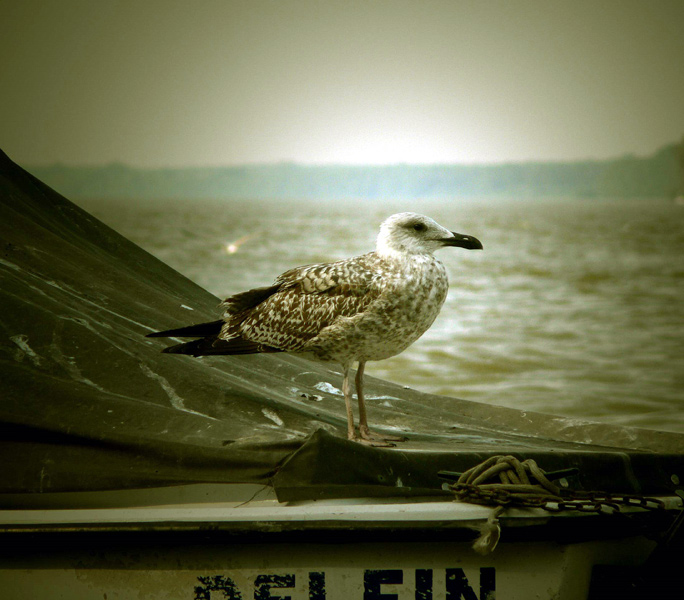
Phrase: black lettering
[
  {"left": 445, "top": 568, "right": 478, "bottom": 600},
  {"left": 195, "top": 575, "right": 243, "bottom": 599},
  {"left": 254, "top": 574, "right": 295, "bottom": 600},
  {"left": 479, "top": 567, "right": 495, "bottom": 600},
  {"left": 309, "top": 571, "right": 326, "bottom": 600},
  {"left": 364, "top": 569, "right": 403, "bottom": 600},
  {"left": 415, "top": 569, "right": 433, "bottom": 600}
]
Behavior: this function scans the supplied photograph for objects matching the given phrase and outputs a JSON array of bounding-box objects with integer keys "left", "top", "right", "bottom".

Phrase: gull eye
[{"left": 412, "top": 222, "right": 427, "bottom": 232}]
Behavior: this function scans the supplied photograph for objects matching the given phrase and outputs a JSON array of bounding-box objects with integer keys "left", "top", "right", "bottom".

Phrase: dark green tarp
[{"left": 1, "top": 149, "right": 682, "bottom": 501}]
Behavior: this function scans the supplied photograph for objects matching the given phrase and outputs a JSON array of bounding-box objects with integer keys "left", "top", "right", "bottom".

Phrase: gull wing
[{"left": 222, "top": 253, "right": 384, "bottom": 351}]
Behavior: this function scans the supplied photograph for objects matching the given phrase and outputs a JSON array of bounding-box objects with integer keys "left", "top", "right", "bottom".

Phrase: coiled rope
[{"left": 441, "top": 455, "right": 666, "bottom": 555}]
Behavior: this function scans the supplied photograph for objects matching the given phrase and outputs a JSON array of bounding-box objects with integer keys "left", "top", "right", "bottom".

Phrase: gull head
[{"left": 376, "top": 212, "right": 483, "bottom": 257}]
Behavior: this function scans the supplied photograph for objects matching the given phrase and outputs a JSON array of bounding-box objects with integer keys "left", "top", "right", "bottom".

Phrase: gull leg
[
  {"left": 356, "top": 361, "right": 406, "bottom": 446},
  {"left": 342, "top": 365, "right": 356, "bottom": 441},
  {"left": 355, "top": 361, "right": 370, "bottom": 437}
]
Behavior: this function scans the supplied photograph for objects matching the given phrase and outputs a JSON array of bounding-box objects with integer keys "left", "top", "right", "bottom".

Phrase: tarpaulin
[{"left": 1, "top": 149, "right": 682, "bottom": 499}]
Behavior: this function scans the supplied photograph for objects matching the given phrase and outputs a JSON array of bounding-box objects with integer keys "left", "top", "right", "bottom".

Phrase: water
[{"left": 79, "top": 196, "right": 684, "bottom": 434}]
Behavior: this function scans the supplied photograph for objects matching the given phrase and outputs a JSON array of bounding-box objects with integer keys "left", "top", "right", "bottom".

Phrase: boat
[{"left": 1, "top": 149, "right": 682, "bottom": 599}]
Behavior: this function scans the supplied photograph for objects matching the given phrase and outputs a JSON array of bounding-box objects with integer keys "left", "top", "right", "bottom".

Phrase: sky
[{"left": 1, "top": 0, "right": 683, "bottom": 167}]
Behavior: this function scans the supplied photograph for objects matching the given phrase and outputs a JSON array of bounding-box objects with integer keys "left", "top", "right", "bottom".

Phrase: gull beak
[{"left": 442, "top": 231, "right": 483, "bottom": 250}]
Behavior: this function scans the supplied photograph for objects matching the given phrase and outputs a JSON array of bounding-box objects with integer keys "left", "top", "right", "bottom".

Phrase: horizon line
[{"left": 23, "top": 145, "right": 675, "bottom": 171}]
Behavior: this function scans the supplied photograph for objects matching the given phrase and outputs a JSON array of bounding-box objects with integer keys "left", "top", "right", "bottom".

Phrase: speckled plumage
[
  {"left": 149, "top": 212, "right": 482, "bottom": 445},
  {"left": 218, "top": 250, "right": 448, "bottom": 365}
]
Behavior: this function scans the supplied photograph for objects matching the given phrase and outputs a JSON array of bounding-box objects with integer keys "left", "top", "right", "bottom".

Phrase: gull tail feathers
[
  {"left": 146, "top": 320, "right": 224, "bottom": 338},
  {"left": 160, "top": 335, "right": 283, "bottom": 357}
]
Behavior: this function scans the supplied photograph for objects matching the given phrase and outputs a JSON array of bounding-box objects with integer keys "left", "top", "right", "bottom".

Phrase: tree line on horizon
[{"left": 24, "top": 141, "right": 682, "bottom": 201}]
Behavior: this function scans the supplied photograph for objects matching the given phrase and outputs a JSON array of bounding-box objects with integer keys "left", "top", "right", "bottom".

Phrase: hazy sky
[{"left": 2, "top": 0, "right": 683, "bottom": 167}]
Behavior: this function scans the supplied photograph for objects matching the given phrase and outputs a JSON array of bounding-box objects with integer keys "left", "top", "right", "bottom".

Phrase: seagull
[{"left": 147, "top": 213, "right": 482, "bottom": 446}]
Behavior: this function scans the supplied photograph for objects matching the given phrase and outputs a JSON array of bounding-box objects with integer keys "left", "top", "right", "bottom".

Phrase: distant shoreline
[{"left": 21, "top": 142, "right": 681, "bottom": 201}]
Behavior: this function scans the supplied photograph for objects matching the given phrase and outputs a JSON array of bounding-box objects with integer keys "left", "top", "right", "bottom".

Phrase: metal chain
[{"left": 448, "top": 455, "right": 665, "bottom": 515}]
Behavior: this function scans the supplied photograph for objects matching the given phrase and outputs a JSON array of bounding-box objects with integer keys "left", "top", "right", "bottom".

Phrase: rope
[{"left": 443, "top": 455, "right": 666, "bottom": 555}]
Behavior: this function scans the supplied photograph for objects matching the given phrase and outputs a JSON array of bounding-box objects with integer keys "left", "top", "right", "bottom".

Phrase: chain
[
  {"left": 444, "top": 455, "right": 669, "bottom": 555},
  {"left": 447, "top": 455, "right": 666, "bottom": 515}
]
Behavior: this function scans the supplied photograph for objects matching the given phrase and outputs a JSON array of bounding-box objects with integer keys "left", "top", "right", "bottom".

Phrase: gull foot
[
  {"left": 352, "top": 435, "right": 396, "bottom": 448},
  {"left": 358, "top": 425, "right": 408, "bottom": 445}
]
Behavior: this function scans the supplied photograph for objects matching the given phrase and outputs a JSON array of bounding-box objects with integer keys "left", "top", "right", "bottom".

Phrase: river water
[{"left": 80, "top": 196, "right": 684, "bottom": 434}]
